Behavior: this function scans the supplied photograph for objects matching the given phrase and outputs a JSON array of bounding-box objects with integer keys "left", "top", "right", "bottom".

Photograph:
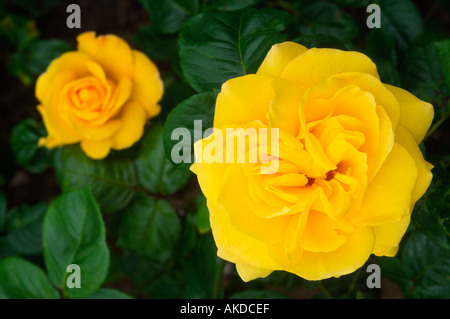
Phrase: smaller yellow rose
[{"left": 36, "top": 31, "right": 163, "bottom": 159}]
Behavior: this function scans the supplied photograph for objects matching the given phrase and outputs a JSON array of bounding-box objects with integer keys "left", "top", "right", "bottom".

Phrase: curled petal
[
  {"left": 281, "top": 48, "right": 379, "bottom": 88},
  {"left": 290, "top": 226, "right": 375, "bottom": 280},
  {"left": 348, "top": 143, "right": 418, "bottom": 226},
  {"left": 110, "top": 100, "right": 147, "bottom": 150},
  {"left": 36, "top": 52, "right": 91, "bottom": 105},
  {"left": 130, "top": 50, "right": 163, "bottom": 118},
  {"left": 80, "top": 138, "right": 111, "bottom": 160},
  {"left": 385, "top": 84, "right": 434, "bottom": 144},
  {"left": 257, "top": 41, "right": 308, "bottom": 79},
  {"left": 77, "top": 31, "right": 134, "bottom": 82},
  {"left": 394, "top": 125, "right": 433, "bottom": 204},
  {"left": 372, "top": 214, "right": 410, "bottom": 257},
  {"left": 214, "top": 75, "right": 275, "bottom": 128},
  {"left": 236, "top": 263, "right": 273, "bottom": 282}
]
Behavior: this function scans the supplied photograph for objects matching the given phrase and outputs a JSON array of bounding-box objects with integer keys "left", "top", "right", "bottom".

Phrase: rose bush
[
  {"left": 191, "top": 42, "right": 434, "bottom": 281},
  {"left": 36, "top": 31, "right": 163, "bottom": 159},
  {"left": 2, "top": 0, "right": 448, "bottom": 300}
]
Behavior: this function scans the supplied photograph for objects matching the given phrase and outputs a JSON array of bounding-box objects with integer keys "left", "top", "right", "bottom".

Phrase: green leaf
[
  {"left": 365, "top": 29, "right": 400, "bottom": 86},
  {"left": 24, "top": 39, "right": 72, "bottom": 75},
  {"left": 181, "top": 232, "right": 218, "bottom": 298},
  {"left": 0, "top": 238, "right": 17, "bottom": 259},
  {"left": 375, "top": 0, "right": 423, "bottom": 51},
  {"left": 194, "top": 194, "right": 210, "bottom": 234},
  {"left": 209, "top": 0, "right": 262, "bottom": 11},
  {"left": 293, "top": 34, "right": 347, "bottom": 50},
  {"left": 120, "top": 250, "right": 161, "bottom": 286},
  {"left": 366, "top": 28, "right": 397, "bottom": 64},
  {"left": 43, "top": 187, "right": 110, "bottom": 299},
  {"left": 163, "top": 91, "right": 217, "bottom": 170},
  {"left": 158, "top": 78, "right": 197, "bottom": 119},
  {"left": 1, "top": 0, "right": 60, "bottom": 18},
  {"left": 330, "top": 0, "right": 369, "bottom": 7},
  {"left": 58, "top": 145, "right": 137, "bottom": 213},
  {"left": 296, "top": 2, "right": 359, "bottom": 43},
  {"left": 402, "top": 231, "right": 450, "bottom": 298},
  {"left": 176, "top": 209, "right": 197, "bottom": 258},
  {"left": 435, "top": 39, "right": 450, "bottom": 92},
  {"left": 119, "top": 250, "right": 182, "bottom": 298},
  {"left": 8, "top": 51, "right": 33, "bottom": 84},
  {"left": 8, "top": 39, "right": 71, "bottom": 85},
  {"left": 118, "top": 192, "right": 181, "bottom": 263},
  {"left": 9, "top": 118, "right": 54, "bottom": 174},
  {"left": 412, "top": 201, "right": 450, "bottom": 250},
  {"left": 139, "top": 0, "right": 200, "bottom": 34},
  {"left": 402, "top": 42, "right": 446, "bottom": 104},
  {"left": 425, "top": 161, "right": 450, "bottom": 216},
  {"left": 377, "top": 256, "right": 412, "bottom": 293},
  {"left": 6, "top": 202, "right": 47, "bottom": 255},
  {"left": 134, "top": 25, "right": 178, "bottom": 62},
  {"left": 0, "top": 257, "right": 59, "bottom": 299},
  {"left": 143, "top": 270, "right": 184, "bottom": 298},
  {"left": 84, "top": 288, "right": 132, "bottom": 299},
  {"left": 179, "top": 8, "right": 290, "bottom": 92},
  {"left": 0, "top": 15, "right": 38, "bottom": 50},
  {"left": 0, "top": 192, "right": 6, "bottom": 232},
  {"left": 229, "top": 289, "right": 289, "bottom": 299},
  {"left": 135, "top": 123, "right": 192, "bottom": 195}
]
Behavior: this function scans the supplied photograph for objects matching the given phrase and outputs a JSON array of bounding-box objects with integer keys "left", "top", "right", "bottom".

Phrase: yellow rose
[
  {"left": 191, "top": 42, "right": 434, "bottom": 281},
  {"left": 36, "top": 31, "right": 163, "bottom": 159}
]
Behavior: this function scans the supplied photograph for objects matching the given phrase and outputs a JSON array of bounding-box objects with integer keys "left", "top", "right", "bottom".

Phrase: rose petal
[
  {"left": 36, "top": 51, "right": 91, "bottom": 105},
  {"left": 236, "top": 263, "right": 273, "bottom": 282},
  {"left": 267, "top": 79, "right": 304, "bottom": 136},
  {"left": 209, "top": 200, "right": 280, "bottom": 271},
  {"left": 80, "top": 138, "right": 111, "bottom": 160},
  {"left": 332, "top": 72, "right": 400, "bottom": 130},
  {"left": 281, "top": 48, "right": 379, "bottom": 88},
  {"left": 130, "top": 50, "right": 163, "bottom": 118},
  {"left": 288, "top": 226, "right": 374, "bottom": 280},
  {"left": 37, "top": 103, "right": 81, "bottom": 147},
  {"left": 77, "top": 31, "right": 134, "bottom": 82},
  {"left": 395, "top": 125, "right": 433, "bottom": 204},
  {"left": 110, "top": 100, "right": 147, "bottom": 150},
  {"left": 300, "top": 211, "right": 349, "bottom": 253},
  {"left": 372, "top": 214, "right": 410, "bottom": 257},
  {"left": 214, "top": 74, "right": 275, "bottom": 128},
  {"left": 217, "top": 164, "right": 290, "bottom": 244},
  {"left": 385, "top": 84, "right": 434, "bottom": 143}
]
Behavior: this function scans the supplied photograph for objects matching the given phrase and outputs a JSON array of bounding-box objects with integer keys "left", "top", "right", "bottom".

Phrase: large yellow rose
[
  {"left": 191, "top": 42, "right": 434, "bottom": 281},
  {"left": 36, "top": 32, "right": 163, "bottom": 159}
]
